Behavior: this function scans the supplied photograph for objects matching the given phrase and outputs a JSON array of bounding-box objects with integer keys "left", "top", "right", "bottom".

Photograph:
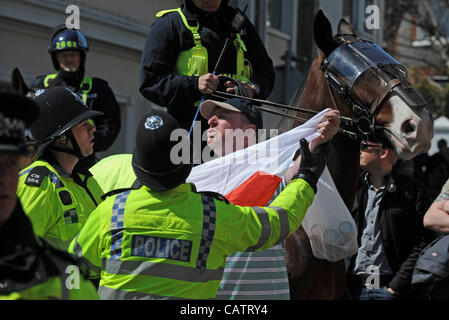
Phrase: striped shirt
[
  {"left": 216, "top": 244, "right": 290, "bottom": 299},
  {"left": 216, "top": 180, "right": 290, "bottom": 300}
]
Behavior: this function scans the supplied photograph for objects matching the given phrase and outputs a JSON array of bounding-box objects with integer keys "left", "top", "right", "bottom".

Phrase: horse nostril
[{"left": 401, "top": 120, "right": 416, "bottom": 135}]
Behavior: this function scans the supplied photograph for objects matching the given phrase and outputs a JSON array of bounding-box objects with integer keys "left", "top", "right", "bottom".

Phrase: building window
[
  {"left": 427, "top": 0, "right": 449, "bottom": 36},
  {"left": 267, "top": 0, "right": 283, "bottom": 30},
  {"left": 350, "top": 0, "right": 383, "bottom": 43},
  {"left": 352, "top": 0, "right": 376, "bottom": 36},
  {"left": 413, "top": 0, "right": 449, "bottom": 46},
  {"left": 343, "top": 0, "right": 353, "bottom": 24}
]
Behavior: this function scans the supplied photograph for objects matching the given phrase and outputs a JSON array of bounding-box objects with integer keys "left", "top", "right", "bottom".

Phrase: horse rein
[
  {"left": 210, "top": 90, "right": 319, "bottom": 123},
  {"left": 210, "top": 75, "right": 359, "bottom": 127},
  {"left": 210, "top": 81, "right": 388, "bottom": 142}
]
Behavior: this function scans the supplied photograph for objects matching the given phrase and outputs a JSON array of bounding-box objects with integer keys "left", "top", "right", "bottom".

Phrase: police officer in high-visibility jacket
[
  {"left": 139, "top": 0, "right": 274, "bottom": 133},
  {"left": 69, "top": 110, "right": 330, "bottom": 300},
  {"left": 31, "top": 25, "right": 121, "bottom": 167},
  {"left": 0, "top": 92, "right": 99, "bottom": 300},
  {"left": 17, "top": 87, "right": 104, "bottom": 251}
]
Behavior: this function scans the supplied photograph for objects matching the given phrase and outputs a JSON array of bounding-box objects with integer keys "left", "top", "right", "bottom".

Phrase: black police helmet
[
  {"left": 0, "top": 92, "right": 40, "bottom": 154},
  {"left": 30, "top": 87, "right": 102, "bottom": 156},
  {"left": 49, "top": 25, "right": 89, "bottom": 70},
  {"left": 132, "top": 110, "right": 193, "bottom": 191}
]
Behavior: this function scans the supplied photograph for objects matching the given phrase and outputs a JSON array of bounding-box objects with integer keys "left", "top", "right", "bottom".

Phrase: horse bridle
[
  {"left": 321, "top": 57, "right": 402, "bottom": 142},
  {"left": 320, "top": 35, "right": 428, "bottom": 144},
  {"left": 210, "top": 35, "right": 427, "bottom": 146}
]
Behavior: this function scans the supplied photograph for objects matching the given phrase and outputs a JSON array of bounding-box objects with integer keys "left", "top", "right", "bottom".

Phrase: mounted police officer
[
  {"left": 31, "top": 25, "right": 121, "bottom": 167},
  {"left": 17, "top": 87, "right": 104, "bottom": 252},
  {"left": 69, "top": 109, "right": 330, "bottom": 300},
  {"left": 0, "top": 92, "right": 98, "bottom": 300},
  {"left": 139, "top": 0, "right": 275, "bottom": 134}
]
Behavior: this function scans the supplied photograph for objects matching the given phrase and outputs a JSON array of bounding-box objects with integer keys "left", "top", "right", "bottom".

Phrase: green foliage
[{"left": 408, "top": 66, "right": 447, "bottom": 118}]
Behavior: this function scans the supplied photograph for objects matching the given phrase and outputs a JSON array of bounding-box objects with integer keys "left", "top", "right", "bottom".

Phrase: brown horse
[{"left": 284, "top": 11, "right": 434, "bottom": 300}]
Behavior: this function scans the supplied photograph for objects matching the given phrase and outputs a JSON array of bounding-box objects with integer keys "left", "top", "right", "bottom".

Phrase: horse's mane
[{"left": 277, "top": 57, "right": 322, "bottom": 134}]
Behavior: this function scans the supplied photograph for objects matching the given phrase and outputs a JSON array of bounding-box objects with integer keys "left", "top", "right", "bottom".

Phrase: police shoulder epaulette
[
  {"left": 24, "top": 166, "right": 51, "bottom": 187},
  {"left": 101, "top": 179, "right": 142, "bottom": 200},
  {"left": 101, "top": 187, "right": 134, "bottom": 201},
  {"left": 198, "top": 191, "right": 230, "bottom": 204}
]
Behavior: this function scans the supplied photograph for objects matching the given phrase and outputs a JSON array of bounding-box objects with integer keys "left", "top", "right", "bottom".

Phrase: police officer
[
  {"left": 32, "top": 25, "right": 121, "bottom": 165},
  {"left": 69, "top": 110, "right": 329, "bottom": 300},
  {"left": 17, "top": 87, "right": 104, "bottom": 252},
  {"left": 139, "top": 0, "right": 275, "bottom": 133},
  {"left": 0, "top": 92, "right": 98, "bottom": 300}
]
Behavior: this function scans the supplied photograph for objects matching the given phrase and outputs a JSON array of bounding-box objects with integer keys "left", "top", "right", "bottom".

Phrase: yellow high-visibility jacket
[{"left": 69, "top": 178, "right": 314, "bottom": 299}]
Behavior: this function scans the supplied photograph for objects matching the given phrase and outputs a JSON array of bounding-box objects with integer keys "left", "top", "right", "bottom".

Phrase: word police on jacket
[{"left": 131, "top": 235, "right": 192, "bottom": 262}]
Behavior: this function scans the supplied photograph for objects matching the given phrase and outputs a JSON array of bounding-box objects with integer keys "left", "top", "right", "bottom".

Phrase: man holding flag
[{"left": 198, "top": 98, "right": 340, "bottom": 299}]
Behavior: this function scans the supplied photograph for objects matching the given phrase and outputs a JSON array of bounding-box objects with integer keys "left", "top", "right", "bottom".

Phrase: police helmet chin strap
[{"left": 48, "top": 131, "right": 85, "bottom": 160}]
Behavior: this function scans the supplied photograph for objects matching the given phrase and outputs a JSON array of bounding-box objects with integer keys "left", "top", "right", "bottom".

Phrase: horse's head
[{"left": 313, "top": 10, "right": 433, "bottom": 160}]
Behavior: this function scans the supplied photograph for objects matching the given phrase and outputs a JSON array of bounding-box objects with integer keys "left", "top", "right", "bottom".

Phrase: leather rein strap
[{"left": 369, "top": 78, "right": 401, "bottom": 115}]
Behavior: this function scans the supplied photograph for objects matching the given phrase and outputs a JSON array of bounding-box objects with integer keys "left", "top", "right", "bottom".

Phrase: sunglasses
[{"left": 360, "top": 141, "right": 383, "bottom": 152}]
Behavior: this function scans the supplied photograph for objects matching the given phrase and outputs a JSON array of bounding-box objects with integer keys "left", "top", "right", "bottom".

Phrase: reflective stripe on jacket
[
  {"left": 68, "top": 178, "right": 314, "bottom": 299},
  {"left": 17, "top": 159, "right": 104, "bottom": 251}
]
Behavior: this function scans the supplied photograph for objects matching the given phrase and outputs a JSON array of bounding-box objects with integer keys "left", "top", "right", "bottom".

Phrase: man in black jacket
[
  {"left": 347, "top": 141, "right": 435, "bottom": 300},
  {"left": 31, "top": 25, "right": 121, "bottom": 167},
  {"left": 139, "top": 0, "right": 275, "bottom": 134}
]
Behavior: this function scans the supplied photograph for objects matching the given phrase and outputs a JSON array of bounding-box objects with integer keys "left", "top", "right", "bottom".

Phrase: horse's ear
[
  {"left": 338, "top": 18, "right": 357, "bottom": 36},
  {"left": 313, "top": 10, "right": 339, "bottom": 57},
  {"left": 11, "top": 68, "right": 29, "bottom": 96}
]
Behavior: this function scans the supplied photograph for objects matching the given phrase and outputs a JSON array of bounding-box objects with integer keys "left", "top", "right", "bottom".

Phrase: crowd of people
[{"left": 1, "top": 0, "right": 449, "bottom": 301}]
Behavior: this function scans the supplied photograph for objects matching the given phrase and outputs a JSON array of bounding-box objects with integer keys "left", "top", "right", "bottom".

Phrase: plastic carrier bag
[{"left": 301, "top": 167, "right": 358, "bottom": 262}]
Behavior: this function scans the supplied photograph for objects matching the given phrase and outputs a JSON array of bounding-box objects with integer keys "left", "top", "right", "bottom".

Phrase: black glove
[
  {"left": 291, "top": 139, "right": 330, "bottom": 193},
  {"left": 217, "top": 76, "right": 249, "bottom": 97}
]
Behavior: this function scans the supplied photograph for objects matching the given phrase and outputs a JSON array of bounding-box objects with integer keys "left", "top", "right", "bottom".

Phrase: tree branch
[
  {"left": 423, "top": 0, "right": 443, "bottom": 36},
  {"left": 394, "top": 52, "right": 443, "bottom": 70}
]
